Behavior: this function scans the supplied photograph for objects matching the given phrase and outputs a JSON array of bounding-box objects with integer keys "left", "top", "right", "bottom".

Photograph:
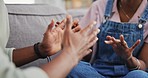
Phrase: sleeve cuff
[{"left": 4, "top": 48, "right": 15, "bottom": 61}]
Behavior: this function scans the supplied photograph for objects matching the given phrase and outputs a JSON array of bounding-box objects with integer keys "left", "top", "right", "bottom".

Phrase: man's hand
[
  {"left": 105, "top": 35, "right": 141, "bottom": 60},
  {"left": 39, "top": 19, "right": 66, "bottom": 57}
]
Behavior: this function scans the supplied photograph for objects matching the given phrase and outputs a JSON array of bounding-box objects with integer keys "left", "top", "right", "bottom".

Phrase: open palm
[{"left": 105, "top": 35, "right": 141, "bottom": 60}]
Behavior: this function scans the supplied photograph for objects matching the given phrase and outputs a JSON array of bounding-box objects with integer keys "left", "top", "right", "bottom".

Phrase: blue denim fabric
[
  {"left": 123, "top": 70, "right": 148, "bottom": 78},
  {"left": 67, "top": 61, "right": 105, "bottom": 78},
  {"left": 67, "top": 0, "right": 148, "bottom": 78},
  {"left": 92, "top": 21, "right": 144, "bottom": 77}
]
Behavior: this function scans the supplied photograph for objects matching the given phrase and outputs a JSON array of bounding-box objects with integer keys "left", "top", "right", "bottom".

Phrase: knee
[
  {"left": 125, "top": 70, "right": 148, "bottom": 78},
  {"left": 70, "top": 61, "right": 91, "bottom": 74},
  {"left": 67, "top": 61, "right": 91, "bottom": 78}
]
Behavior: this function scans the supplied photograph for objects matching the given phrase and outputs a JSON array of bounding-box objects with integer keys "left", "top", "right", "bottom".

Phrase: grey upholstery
[
  {"left": 6, "top": 4, "right": 66, "bottom": 68},
  {"left": 67, "top": 8, "right": 88, "bottom": 20}
]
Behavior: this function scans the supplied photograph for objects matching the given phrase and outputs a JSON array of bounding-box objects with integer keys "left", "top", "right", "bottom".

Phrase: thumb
[
  {"left": 47, "top": 19, "right": 55, "bottom": 31},
  {"left": 65, "top": 15, "right": 73, "bottom": 31}
]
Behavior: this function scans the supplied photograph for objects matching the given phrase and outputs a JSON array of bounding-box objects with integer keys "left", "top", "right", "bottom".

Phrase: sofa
[{"left": 6, "top": 4, "right": 87, "bottom": 68}]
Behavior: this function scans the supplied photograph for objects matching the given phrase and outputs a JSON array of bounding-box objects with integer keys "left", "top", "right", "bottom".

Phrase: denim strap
[
  {"left": 104, "top": 0, "right": 114, "bottom": 19},
  {"left": 139, "top": 4, "right": 148, "bottom": 24}
]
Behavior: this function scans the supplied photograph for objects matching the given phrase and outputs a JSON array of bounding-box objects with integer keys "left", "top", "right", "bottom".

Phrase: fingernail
[
  {"left": 90, "top": 24, "right": 93, "bottom": 28},
  {"left": 104, "top": 41, "right": 107, "bottom": 43},
  {"left": 121, "top": 34, "right": 123, "bottom": 37},
  {"left": 93, "top": 21, "right": 97, "bottom": 25},
  {"left": 96, "top": 38, "right": 98, "bottom": 41},
  {"left": 97, "top": 29, "right": 100, "bottom": 33},
  {"left": 52, "top": 19, "right": 55, "bottom": 22}
]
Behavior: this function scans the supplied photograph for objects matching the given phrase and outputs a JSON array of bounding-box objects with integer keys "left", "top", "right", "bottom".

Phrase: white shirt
[{"left": 0, "top": 0, "right": 48, "bottom": 78}]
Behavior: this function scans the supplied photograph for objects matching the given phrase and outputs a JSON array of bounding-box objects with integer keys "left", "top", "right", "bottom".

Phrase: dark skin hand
[
  {"left": 13, "top": 18, "right": 81, "bottom": 67},
  {"left": 13, "top": 19, "right": 65, "bottom": 67},
  {"left": 105, "top": 35, "right": 148, "bottom": 70}
]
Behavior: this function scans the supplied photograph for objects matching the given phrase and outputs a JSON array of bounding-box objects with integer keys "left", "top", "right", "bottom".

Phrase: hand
[
  {"left": 105, "top": 35, "right": 141, "bottom": 60},
  {"left": 62, "top": 15, "right": 99, "bottom": 64},
  {"left": 55, "top": 18, "right": 81, "bottom": 32},
  {"left": 39, "top": 19, "right": 66, "bottom": 56}
]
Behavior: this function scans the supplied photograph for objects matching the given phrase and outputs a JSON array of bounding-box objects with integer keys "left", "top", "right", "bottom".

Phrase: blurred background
[{"left": 4, "top": 0, "right": 97, "bottom": 9}]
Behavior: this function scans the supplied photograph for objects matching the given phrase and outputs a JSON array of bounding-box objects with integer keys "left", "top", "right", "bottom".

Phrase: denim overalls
[{"left": 67, "top": 0, "right": 148, "bottom": 78}]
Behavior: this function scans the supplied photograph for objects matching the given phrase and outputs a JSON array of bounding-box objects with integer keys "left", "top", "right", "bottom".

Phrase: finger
[
  {"left": 88, "top": 29, "right": 99, "bottom": 42},
  {"left": 105, "top": 35, "right": 114, "bottom": 44},
  {"left": 104, "top": 40, "right": 114, "bottom": 44},
  {"left": 72, "top": 18, "right": 79, "bottom": 29},
  {"left": 106, "top": 35, "right": 112, "bottom": 40},
  {"left": 84, "top": 37, "right": 98, "bottom": 50},
  {"left": 111, "top": 37, "right": 122, "bottom": 47},
  {"left": 105, "top": 39, "right": 118, "bottom": 49},
  {"left": 73, "top": 18, "right": 79, "bottom": 24},
  {"left": 58, "top": 19, "right": 66, "bottom": 29},
  {"left": 130, "top": 39, "right": 141, "bottom": 50},
  {"left": 112, "top": 37, "right": 121, "bottom": 43},
  {"left": 47, "top": 19, "right": 55, "bottom": 31},
  {"left": 80, "top": 21, "right": 97, "bottom": 35},
  {"left": 120, "top": 35, "right": 128, "bottom": 48},
  {"left": 73, "top": 26, "right": 81, "bottom": 32},
  {"left": 65, "top": 15, "right": 73, "bottom": 31},
  {"left": 120, "top": 35, "right": 124, "bottom": 43},
  {"left": 84, "top": 49, "right": 92, "bottom": 57}
]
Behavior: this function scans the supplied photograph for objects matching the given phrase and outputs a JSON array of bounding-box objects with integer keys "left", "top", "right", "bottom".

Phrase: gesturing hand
[
  {"left": 40, "top": 19, "right": 66, "bottom": 57},
  {"left": 55, "top": 18, "right": 81, "bottom": 32},
  {"left": 105, "top": 35, "right": 141, "bottom": 60},
  {"left": 63, "top": 15, "right": 99, "bottom": 63}
]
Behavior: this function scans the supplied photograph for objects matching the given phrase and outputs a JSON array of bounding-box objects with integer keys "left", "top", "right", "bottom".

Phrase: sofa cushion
[
  {"left": 6, "top": 4, "right": 66, "bottom": 68},
  {"left": 67, "top": 8, "right": 88, "bottom": 20}
]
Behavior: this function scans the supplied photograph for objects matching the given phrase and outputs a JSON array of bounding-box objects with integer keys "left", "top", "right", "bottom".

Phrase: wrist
[
  {"left": 126, "top": 54, "right": 133, "bottom": 61},
  {"left": 126, "top": 56, "right": 141, "bottom": 70},
  {"left": 34, "top": 42, "right": 47, "bottom": 58},
  {"left": 62, "top": 48, "right": 79, "bottom": 66}
]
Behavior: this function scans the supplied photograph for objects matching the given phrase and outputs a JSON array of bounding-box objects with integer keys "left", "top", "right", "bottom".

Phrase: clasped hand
[{"left": 38, "top": 15, "right": 99, "bottom": 59}]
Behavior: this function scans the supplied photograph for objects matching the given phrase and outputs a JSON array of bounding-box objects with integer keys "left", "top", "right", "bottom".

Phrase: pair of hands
[
  {"left": 39, "top": 15, "right": 99, "bottom": 61},
  {"left": 105, "top": 35, "right": 141, "bottom": 60}
]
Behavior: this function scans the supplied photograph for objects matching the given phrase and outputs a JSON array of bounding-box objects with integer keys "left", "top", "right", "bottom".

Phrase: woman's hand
[
  {"left": 62, "top": 15, "right": 99, "bottom": 64},
  {"left": 105, "top": 35, "right": 141, "bottom": 60}
]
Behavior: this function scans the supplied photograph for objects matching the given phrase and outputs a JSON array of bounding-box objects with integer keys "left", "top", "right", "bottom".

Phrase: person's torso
[{"left": 92, "top": 0, "right": 147, "bottom": 77}]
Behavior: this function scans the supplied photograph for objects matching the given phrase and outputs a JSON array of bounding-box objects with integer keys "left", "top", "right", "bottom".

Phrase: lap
[
  {"left": 123, "top": 70, "right": 148, "bottom": 78},
  {"left": 67, "top": 61, "right": 105, "bottom": 78},
  {"left": 67, "top": 61, "right": 148, "bottom": 78}
]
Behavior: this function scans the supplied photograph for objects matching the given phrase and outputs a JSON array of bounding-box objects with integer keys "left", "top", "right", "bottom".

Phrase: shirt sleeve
[
  {"left": 0, "top": 48, "right": 49, "bottom": 78},
  {"left": 79, "top": 1, "right": 99, "bottom": 29},
  {"left": 4, "top": 48, "right": 15, "bottom": 61}
]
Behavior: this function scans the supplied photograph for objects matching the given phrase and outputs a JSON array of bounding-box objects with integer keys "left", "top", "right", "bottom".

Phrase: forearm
[
  {"left": 126, "top": 56, "right": 147, "bottom": 70},
  {"left": 13, "top": 46, "right": 39, "bottom": 67},
  {"left": 41, "top": 49, "right": 77, "bottom": 78}
]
